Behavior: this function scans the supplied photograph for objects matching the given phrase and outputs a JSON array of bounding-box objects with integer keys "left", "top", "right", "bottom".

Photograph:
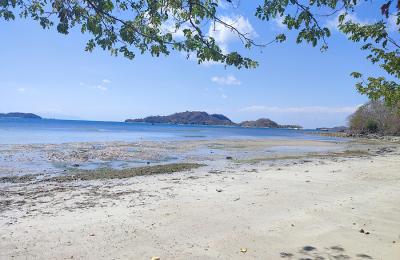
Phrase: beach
[
  {"left": 3, "top": 0, "right": 400, "bottom": 258},
  {"left": 1, "top": 138, "right": 400, "bottom": 259}
]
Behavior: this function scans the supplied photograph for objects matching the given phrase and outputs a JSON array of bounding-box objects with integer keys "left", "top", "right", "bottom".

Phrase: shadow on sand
[{"left": 280, "top": 245, "right": 374, "bottom": 259}]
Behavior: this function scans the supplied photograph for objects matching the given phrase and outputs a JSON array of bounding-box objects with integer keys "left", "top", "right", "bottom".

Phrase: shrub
[
  {"left": 349, "top": 100, "right": 400, "bottom": 135},
  {"left": 366, "top": 120, "right": 378, "bottom": 133}
]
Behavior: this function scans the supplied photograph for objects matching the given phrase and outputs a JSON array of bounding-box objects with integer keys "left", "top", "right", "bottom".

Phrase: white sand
[{"left": 1, "top": 142, "right": 400, "bottom": 259}]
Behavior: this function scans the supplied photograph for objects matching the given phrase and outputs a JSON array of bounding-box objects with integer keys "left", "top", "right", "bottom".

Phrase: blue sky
[{"left": 1, "top": 2, "right": 386, "bottom": 128}]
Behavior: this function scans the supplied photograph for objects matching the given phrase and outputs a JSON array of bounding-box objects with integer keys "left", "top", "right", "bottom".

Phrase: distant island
[
  {"left": 316, "top": 126, "right": 348, "bottom": 132},
  {"left": 126, "top": 111, "right": 302, "bottom": 129},
  {"left": 126, "top": 111, "right": 235, "bottom": 126},
  {"left": 239, "top": 118, "right": 302, "bottom": 129},
  {"left": 239, "top": 118, "right": 280, "bottom": 128},
  {"left": 0, "top": 112, "right": 42, "bottom": 119}
]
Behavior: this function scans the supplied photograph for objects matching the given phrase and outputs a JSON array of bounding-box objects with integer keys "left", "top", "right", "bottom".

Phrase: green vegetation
[
  {"left": 126, "top": 111, "right": 235, "bottom": 125},
  {"left": 239, "top": 118, "right": 301, "bottom": 129},
  {"left": 366, "top": 120, "right": 379, "bottom": 133},
  {"left": 51, "top": 163, "right": 205, "bottom": 182},
  {"left": 0, "top": 174, "right": 36, "bottom": 183},
  {"left": 349, "top": 100, "right": 400, "bottom": 135},
  {"left": 1, "top": 1, "right": 399, "bottom": 103}
]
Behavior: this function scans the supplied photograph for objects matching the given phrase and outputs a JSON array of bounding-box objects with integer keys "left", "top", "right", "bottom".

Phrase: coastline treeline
[{"left": 349, "top": 100, "right": 400, "bottom": 136}]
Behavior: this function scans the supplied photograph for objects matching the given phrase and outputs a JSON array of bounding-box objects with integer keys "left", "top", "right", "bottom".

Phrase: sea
[{"left": 0, "top": 118, "right": 340, "bottom": 144}]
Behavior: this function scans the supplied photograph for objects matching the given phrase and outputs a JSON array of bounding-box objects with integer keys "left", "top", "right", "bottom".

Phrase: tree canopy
[{"left": 1, "top": 0, "right": 399, "bottom": 103}]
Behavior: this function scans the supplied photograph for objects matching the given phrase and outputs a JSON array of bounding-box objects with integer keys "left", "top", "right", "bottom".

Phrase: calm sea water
[{"left": 0, "top": 118, "right": 339, "bottom": 144}]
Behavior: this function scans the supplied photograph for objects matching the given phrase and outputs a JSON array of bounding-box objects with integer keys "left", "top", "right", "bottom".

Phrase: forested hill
[
  {"left": 126, "top": 111, "right": 235, "bottom": 126},
  {"left": 239, "top": 118, "right": 302, "bottom": 129}
]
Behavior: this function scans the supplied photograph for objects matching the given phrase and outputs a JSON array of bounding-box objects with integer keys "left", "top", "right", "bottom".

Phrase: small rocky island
[
  {"left": 239, "top": 118, "right": 302, "bottom": 129},
  {"left": 0, "top": 112, "right": 42, "bottom": 119},
  {"left": 239, "top": 118, "right": 280, "bottom": 128},
  {"left": 126, "top": 111, "right": 302, "bottom": 129}
]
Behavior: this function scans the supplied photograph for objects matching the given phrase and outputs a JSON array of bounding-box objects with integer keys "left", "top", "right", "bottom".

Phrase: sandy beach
[{"left": 1, "top": 138, "right": 400, "bottom": 259}]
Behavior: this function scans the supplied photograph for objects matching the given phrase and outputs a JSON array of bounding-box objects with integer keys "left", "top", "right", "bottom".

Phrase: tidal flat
[{"left": 0, "top": 138, "right": 399, "bottom": 259}]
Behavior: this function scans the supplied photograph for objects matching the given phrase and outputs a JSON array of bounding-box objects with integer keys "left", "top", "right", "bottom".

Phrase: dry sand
[{"left": 0, "top": 139, "right": 399, "bottom": 259}]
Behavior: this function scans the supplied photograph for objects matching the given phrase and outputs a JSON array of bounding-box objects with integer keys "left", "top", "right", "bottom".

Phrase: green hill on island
[
  {"left": 239, "top": 118, "right": 302, "bottom": 129},
  {"left": 126, "top": 111, "right": 235, "bottom": 126}
]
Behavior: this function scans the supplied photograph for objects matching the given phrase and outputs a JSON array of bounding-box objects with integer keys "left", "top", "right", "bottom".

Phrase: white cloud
[
  {"left": 221, "top": 93, "right": 228, "bottom": 99},
  {"left": 217, "top": 0, "right": 232, "bottom": 10},
  {"left": 184, "top": 52, "right": 223, "bottom": 66},
  {"left": 211, "top": 75, "right": 241, "bottom": 85},
  {"left": 81, "top": 79, "right": 111, "bottom": 91},
  {"left": 208, "top": 15, "right": 257, "bottom": 53},
  {"left": 96, "top": 85, "right": 107, "bottom": 91},
  {"left": 172, "top": 14, "right": 256, "bottom": 65},
  {"left": 16, "top": 87, "right": 26, "bottom": 93},
  {"left": 240, "top": 105, "right": 361, "bottom": 114},
  {"left": 273, "top": 15, "right": 286, "bottom": 30},
  {"left": 162, "top": 20, "right": 190, "bottom": 39}
]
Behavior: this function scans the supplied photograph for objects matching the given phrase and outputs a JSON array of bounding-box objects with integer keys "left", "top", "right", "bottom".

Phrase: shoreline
[
  {"left": 308, "top": 130, "right": 400, "bottom": 141},
  {"left": 0, "top": 117, "right": 342, "bottom": 145},
  {"left": 1, "top": 138, "right": 399, "bottom": 259}
]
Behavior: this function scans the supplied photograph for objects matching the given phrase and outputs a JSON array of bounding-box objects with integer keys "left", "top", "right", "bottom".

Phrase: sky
[{"left": 0, "top": 1, "right": 388, "bottom": 128}]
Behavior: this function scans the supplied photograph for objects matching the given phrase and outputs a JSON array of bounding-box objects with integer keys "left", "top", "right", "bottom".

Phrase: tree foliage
[
  {"left": 1, "top": 0, "right": 265, "bottom": 68},
  {"left": 1, "top": 0, "right": 400, "bottom": 103}
]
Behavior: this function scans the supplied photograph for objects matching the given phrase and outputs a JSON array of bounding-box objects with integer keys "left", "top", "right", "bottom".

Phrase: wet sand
[{"left": 0, "top": 138, "right": 399, "bottom": 259}]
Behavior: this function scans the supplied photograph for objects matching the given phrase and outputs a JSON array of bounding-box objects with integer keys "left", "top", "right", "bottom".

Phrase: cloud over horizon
[
  {"left": 240, "top": 105, "right": 361, "bottom": 114},
  {"left": 235, "top": 105, "right": 363, "bottom": 128}
]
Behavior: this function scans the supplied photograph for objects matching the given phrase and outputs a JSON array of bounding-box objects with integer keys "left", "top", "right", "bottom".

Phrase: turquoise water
[{"left": 0, "top": 118, "right": 339, "bottom": 144}]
